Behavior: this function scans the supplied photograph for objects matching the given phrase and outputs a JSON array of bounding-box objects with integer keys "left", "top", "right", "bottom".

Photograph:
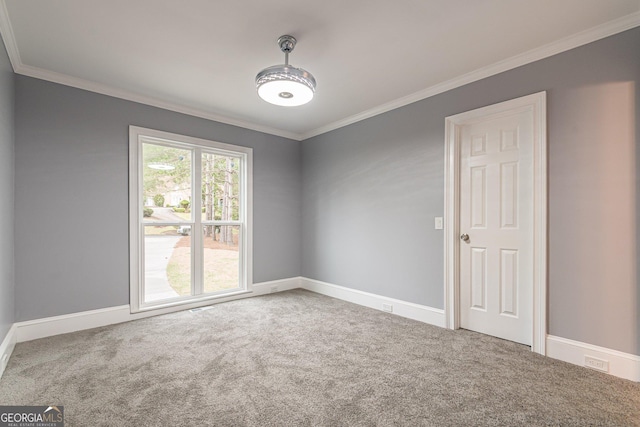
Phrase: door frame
[{"left": 443, "top": 92, "right": 547, "bottom": 355}]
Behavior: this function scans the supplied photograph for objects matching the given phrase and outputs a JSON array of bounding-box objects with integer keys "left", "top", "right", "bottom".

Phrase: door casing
[{"left": 444, "top": 92, "right": 547, "bottom": 355}]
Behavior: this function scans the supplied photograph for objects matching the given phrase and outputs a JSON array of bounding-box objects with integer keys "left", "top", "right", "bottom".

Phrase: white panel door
[{"left": 459, "top": 110, "right": 533, "bottom": 345}]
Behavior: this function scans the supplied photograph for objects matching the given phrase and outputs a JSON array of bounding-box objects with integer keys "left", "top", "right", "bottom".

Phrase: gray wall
[
  {"left": 302, "top": 28, "right": 640, "bottom": 355},
  {"left": 11, "top": 26, "right": 640, "bottom": 356},
  {"left": 14, "top": 76, "right": 301, "bottom": 321},
  {"left": 0, "top": 34, "right": 14, "bottom": 341}
]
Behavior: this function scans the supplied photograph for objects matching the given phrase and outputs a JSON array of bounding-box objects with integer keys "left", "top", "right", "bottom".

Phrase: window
[{"left": 129, "top": 126, "right": 252, "bottom": 312}]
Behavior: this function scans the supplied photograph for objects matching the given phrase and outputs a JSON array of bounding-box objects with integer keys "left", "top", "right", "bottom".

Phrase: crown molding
[
  {"left": 0, "top": 0, "right": 301, "bottom": 140},
  {"left": 1, "top": 0, "right": 639, "bottom": 142},
  {"left": 0, "top": 0, "right": 20, "bottom": 70},
  {"left": 300, "top": 11, "right": 640, "bottom": 140},
  {"left": 16, "top": 64, "right": 302, "bottom": 140}
]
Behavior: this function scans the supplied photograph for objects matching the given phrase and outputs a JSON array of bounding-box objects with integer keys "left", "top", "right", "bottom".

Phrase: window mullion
[
  {"left": 193, "top": 148, "right": 203, "bottom": 296},
  {"left": 135, "top": 138, "right": 144, "bottom": 311}
]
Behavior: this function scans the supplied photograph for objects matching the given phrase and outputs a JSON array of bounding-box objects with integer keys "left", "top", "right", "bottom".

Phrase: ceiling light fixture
[{"left": 256, "top": 35, "right": 316, "bottom": 107}]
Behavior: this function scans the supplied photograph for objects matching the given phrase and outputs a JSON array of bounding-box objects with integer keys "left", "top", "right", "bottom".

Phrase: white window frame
[{"left": 129, "top": 126, "right": 253, "bottom": 313}]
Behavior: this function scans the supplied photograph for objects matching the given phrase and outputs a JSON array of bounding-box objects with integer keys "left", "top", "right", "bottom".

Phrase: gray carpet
[{"left": 1, "top": 289, "right": 638, "bottom": 426}]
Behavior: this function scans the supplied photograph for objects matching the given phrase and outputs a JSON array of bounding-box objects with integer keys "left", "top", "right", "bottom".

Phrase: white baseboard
[
  {"left": 16, "top": 304, "right": 131, "bottom": 343},
  {"left": 15, "top": 277, "right": 301, "bottom": 343},
  {"left": 0, "top": 324, "right": 17, "bottom": 379},
  {"left": 12, "top": 277, "right": 638, "bottom": 384},
  {"left": 300, "top": 277, "right": 446, "bottom": 328},
  {"left": 252, "top": 276, "right": 302, "bottom": 294},
  {"left": 12, "top": 276, "right": 443, "bottom": 345},
  {"left": 546, "top": 335, "right": 640, "bottom": 382}
]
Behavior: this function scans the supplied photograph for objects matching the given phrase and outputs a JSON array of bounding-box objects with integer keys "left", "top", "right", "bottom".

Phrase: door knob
[{"left": 460, "top": 233, "right": 470, "bottom": 243}]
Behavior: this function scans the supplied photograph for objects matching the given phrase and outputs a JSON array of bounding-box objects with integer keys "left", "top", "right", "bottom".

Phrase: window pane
[
  {"left": 203, "top": 225, "right": 240, "bottom": 293},
  {"left": 144, "top": 225, "right": 191, "bottom": 302},
  {"left": 143, "top": 143, "right": 192, "bottom": 222},
  {"left": 201, "top": 153, "right": 240, "bottom": 222}
]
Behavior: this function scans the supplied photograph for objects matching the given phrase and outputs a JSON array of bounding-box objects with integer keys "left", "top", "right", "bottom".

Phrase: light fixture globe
[
  {"left": 256, "top": 65, "right": 316, "bottom": 107},
  {"left": 256, "top": 35, "right": 316, "bottom": 107}
]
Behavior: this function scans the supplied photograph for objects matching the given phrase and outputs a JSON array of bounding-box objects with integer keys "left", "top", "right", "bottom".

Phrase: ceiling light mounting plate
[{"left": 277, "top": 35, "right": 296, "bottom": 54}]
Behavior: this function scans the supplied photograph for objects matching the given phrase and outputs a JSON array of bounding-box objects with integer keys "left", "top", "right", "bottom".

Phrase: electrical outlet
[
  {"left": 270, "top": 286, "right": 279, "bottom": 293},
  {"left": 584, "top": 356, "right": 609, "bottom": 373},
  {"left": 382, "top": 303, "right": 393, "bottom": 313}
]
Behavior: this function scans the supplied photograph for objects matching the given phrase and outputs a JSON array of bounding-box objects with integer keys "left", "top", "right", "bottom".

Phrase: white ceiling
[{"left": 1, "top": 0, "right": 639, "bottom": 140}]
